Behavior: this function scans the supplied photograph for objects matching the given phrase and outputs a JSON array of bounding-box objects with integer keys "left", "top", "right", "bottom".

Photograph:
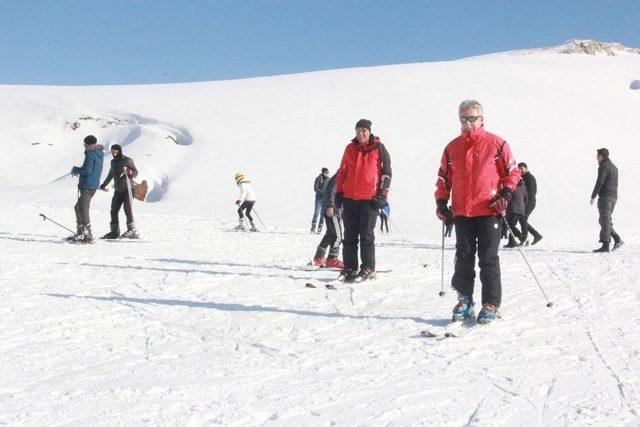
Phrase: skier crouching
[
  {"left": 311, "top": 173, "right": 344, "bottom": 269},
  {"left": 234, "top": 172, "right": 258, "bottom": 232},
  {"left": 99, "top": 144, "right": 140, "bottom": 239}
]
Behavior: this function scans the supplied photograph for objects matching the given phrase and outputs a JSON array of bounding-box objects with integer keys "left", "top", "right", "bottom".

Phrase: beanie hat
[
  {"left": 355, "top": 119, "right": 372, "bottom": 131},
  {"left": 84, "top": 135, "right": 97, "bottom": 145},
  {"left": 321, "top": 167, "right": 329, "bottom": 174},
  {"left": 597, "top": 148, "right": 609, "bottom": 159},
  {"left": 517, "top": 162, "right": 528, "bottom": 169},
  {"left": 234, "top": 172, "right": 245, "bottom": 183}
]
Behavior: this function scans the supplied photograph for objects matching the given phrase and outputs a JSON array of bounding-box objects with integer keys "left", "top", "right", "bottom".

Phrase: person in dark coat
[
  {"left": 518, "top": 162, "right": 543, "bottom": 245},
  {"left": 99, "top": 144, "right": 139, "bottom": 239},
  {"left": 504, "top": 178, "right": 528, "bottom": 247},
  {"left": 69, "top": 135, "right": 104, "bottom": 242},
  {"left": 590, "top": 148, "right": 623, "bottom": 252},
  {"left": 311, "top": 173, "right": 344, "bottom": 268},
  {"left": 311, "top": 168, "right": 330, "bottom": 233}
]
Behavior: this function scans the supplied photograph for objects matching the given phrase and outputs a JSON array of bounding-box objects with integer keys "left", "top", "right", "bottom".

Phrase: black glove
[
  {"left": 436, "top": 199, "right": 453, "bottom": 222},
  {"left": 499, "top": 187, "right": 513, "bottom": 201},
  {"left": 335, "top": 192, "right": 344, "bottom": 209},
  {"left": 373, "top": 195, "right": 388, "bottom": 210}
]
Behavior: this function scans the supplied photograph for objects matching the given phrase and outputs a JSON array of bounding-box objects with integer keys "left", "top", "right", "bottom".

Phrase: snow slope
[{"left": 1, "top": 45, "right": 640, "bottom": 425}]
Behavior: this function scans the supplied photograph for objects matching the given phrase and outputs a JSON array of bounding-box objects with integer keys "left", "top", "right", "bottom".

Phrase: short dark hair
[
  {"left": 518, "top": 162, "right": 528, "bottom": 169},
  {"left": 321, "top": 167, "right": 329, "bottom": 174},
  {"left": 597, "top": 148, "right": 609, "bottom": 159},
  {"left": 84, "top": 135, "right": 97, "bottom": 145}
]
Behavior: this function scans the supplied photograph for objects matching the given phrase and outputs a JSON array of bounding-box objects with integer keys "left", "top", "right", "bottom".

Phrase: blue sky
[{"left": 1, "top": 0, "right": 638, "bottom": 85}]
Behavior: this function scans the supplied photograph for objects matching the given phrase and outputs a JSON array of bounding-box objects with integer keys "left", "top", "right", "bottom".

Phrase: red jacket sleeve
[
  {"left": 434, "top": 147, "right": 451, "bottom": 201},
  {"left": 496, "top": 141, "right": 521, "bottom": 191},
  {"left": 336, "top": 145, "right": 349, "bottom": 194}
]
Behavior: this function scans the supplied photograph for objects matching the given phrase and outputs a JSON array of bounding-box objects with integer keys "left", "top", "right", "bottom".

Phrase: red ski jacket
[
  {"left": 337, "top": 135, "right": 392, "bottom": 201},
  {"left": 435, "top": 126, "right": 521, "bottom": 217}
]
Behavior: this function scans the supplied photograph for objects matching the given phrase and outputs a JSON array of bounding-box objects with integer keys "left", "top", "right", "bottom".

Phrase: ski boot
[
  {"left": 316, "top": 223, "right": 323, "bottom": 234},
  {"left": 101, "top": 223, "right": 120, "bottom": 239},
  {"left": 452, "top": 293, "right": 475, "bottom": 322},
  {"left": 312, "top": 257, "right": 326, "bottom": 267},
  {"left": 310, "top": 222, "right": 317, "bottom": 234},
  {"left": 337, "top": 268, "right": 357, "bottom": 283},
  {"left": 71, "top": 224, "right": 93, "bottom": 244},
  {"left": 354, "top": 267, "right": 376, "bottom": 283},
  {"left": 235, "top": 219, "right": 247, "bottom": 231},
  {"left": 613, "top": 240, "right": 624, "bottom": 251},
  {"left": 325, "top": 256, "right": 344, "bottom": 269},
  {"left": 477, "top": 303, "right": 500, "bottom": 325},
  {"left": 120, "top": 223, "right": 140, "bottom": 239},
  {"left": 592, "top": 242, "right": 609, "bottom": 253},
  {"left": 531, "top": 235, "right": 543, "bottom": 246},
  {"left": 65, "top": 224, "right": 84, "bottom": 241},
  {"left": 249, "top": 221, "right": 259, "bottom": 232}
]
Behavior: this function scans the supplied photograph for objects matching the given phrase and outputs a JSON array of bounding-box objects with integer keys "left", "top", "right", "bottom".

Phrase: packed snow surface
[{"left": 1, "top": 46, "right": 640, "bottom": 424}]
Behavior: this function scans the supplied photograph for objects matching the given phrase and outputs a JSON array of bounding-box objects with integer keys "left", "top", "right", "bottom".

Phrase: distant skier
[
  {"left": 518, "top": 162, "right": 543, "bottom": 245},
  {"left": 68, "top": 135, "right": 104, "bottom": 243},
  {"left": 379, "top": 204, "right": 390, "bottom": 234},
  {"left": 435, "top": 100, "right": 521, "bottom": 324},
  {"left": 99, "top": 144, "right": 139, "bottom": 239},
  {"left": 311, "top": 173, "right": 344, "bottom": 269},
  {"left": 504, "top": 177, "right": 528, "bottom": 248},
  {"left": 335, "top": 119, "right": 392, "bottom": 283},
  {"left": 590, "top": 148, "right": 623, "bottom": 252},
  {"left": 311, "top": 167, "right": 330, "bottom": 233},
  {"left": 234, "top": 172, "right": 257, "bottom": 232}
]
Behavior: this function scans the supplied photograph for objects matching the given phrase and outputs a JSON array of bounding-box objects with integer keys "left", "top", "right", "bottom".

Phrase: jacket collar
[
  {"left": 85, "top": 144, "right": 104, "bottom": 152},
  {"left": 351, "top": 135, "right": 381, "bottom": 152},
  {"left": 461, "top": 126, "right": 486, "bottom": 145}
]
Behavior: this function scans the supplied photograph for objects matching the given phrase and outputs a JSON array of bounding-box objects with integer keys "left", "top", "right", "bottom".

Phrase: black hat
[
  {"left": 597, "top": 148, "right": 609, "bottom": 159},
  {"left": 111, "top": 144, "right": 122, "bottom": 153},
  {"left": 355, "top": 119, "right": 372, "bottom": 131},
  {"left": 518, "top": 162, "right": 528, "bottom": 169},
  {"left": 84, "top": 135, "right": 97, "bottom": 145},
  {"left": 321, "top": 167, "right": 329, "bottom": 174}
]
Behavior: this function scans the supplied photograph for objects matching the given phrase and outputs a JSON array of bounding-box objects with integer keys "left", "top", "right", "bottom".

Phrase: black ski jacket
[
  {"left": 322, "top": 173, "right": 341, "bottom": 218},
  {"left": 507, "top": 179, "right": 528, "bottom": 216},
  {"left": 314, "top": 174, "right": 329, "bottom": 199},
  {"left": 591, "top": 158, "right": 618, "bottom": 200},
  {"left": 100, "top": 155, "right": 138, "bottom": 193},
  {"left": 522, "top": 172, "right": 537, "bottom": 215}
]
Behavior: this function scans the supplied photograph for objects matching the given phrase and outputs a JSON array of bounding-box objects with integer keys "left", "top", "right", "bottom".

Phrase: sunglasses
[{"left": 459, "top": 116, "right": 482, "bottom": 123}]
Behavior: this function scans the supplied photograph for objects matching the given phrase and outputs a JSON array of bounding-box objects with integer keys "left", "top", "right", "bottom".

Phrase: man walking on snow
[
  {"left": 435, "top": 100, "right": 521, "bottom": 324},
  {"left": 518, "top": 162, "right": 543, "bottom": 245},
  {"left": 591, "top": 148, "right": 623, "bottom": 252},
  {"left": 311, "top": 167, "right": 330, "bottom": 234},
  {"left": 335, "top": 119, "right": 392, "bottom": 283}
]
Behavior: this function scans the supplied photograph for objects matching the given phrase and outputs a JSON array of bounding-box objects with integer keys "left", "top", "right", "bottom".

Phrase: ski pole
[
  {"left": 49, "top": 172, "right": 72, "bottom": 184},
  {"left": 439, "top": 222, "right": 446, "bottom": 297},
  {"left": 122, "top": 169, "right": 136, "bottom": 224},
  {"left": 503, "top": 219, "right": 553, "bottom": 308},
  {"left": 253, "top": 207, "right": 267, "bottom": 230},
  {"left": 39, "top": 213, "right": 75, "bottom": 234},
  {"left": 387, "top": 216, "right": 428, "bottom": 268}
]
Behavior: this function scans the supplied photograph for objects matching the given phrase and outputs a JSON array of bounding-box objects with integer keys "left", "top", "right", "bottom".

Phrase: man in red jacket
[
  {"left": 435, "top": 100, "right": 520, "bottom": 324},
  {"left": 335, "top": 119, "right": 392, "bottom": 282}
]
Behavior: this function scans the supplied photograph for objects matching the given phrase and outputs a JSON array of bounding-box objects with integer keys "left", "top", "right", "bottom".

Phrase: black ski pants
[
  {"left": 524, "top": 201, "right": 541, "bottom": 239},
  {"left": 452, "top": 216, "right": 502, "bottom": 306},
  {"left": 110, "top": 189, "right": 134, "bottom": 226},
  {"left": 380, "top": 213, "right": 389, "bottom": 233},
  {"left": 74, "top": 188, "right": 96, "bottom": 227},
  {"left": 317, "top": 213, "right": 343, "bottom": 258},
  {"left": 238, "top": 201, "right": 255, "bottom": 222},
  {"left": 506, "top": 213, "right": 528, "bottom": 244},
  {"left": 342, "top": 199, "right": 378, "bottom": 271}
]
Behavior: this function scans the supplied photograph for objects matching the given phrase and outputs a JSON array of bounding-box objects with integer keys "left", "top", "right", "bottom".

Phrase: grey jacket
[
  {"left": 591, "top": 158, "right": 618, "bottom": 200},
  {"left": 314, "top": 174, "right": 329, "bottom": 199},
  {"left": 322, "top": 173, "right": 341, "bottom": 218},
  {"left": 507, "top": 179, "right": 528, "bottom": 216}
]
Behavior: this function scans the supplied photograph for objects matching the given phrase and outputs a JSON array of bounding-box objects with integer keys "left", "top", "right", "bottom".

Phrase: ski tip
[
  {"left": 305, "top": 282, "right": 316, "bottom": 288},
  {"left": 325, "top": 284, "right": 337, "bottom": 290},
  {"left": 444, "top": 332, "right": 458, "bottom": 338},
  {"left": 420, "top": 330, "right": 438, "bottom": 338}
]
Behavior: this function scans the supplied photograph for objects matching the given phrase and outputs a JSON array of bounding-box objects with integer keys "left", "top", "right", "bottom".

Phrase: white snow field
[{"left": 1, "top": 42, "right": 640, "bottom": 425}]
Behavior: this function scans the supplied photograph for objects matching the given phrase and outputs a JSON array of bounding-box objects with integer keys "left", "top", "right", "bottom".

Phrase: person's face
[
  {"left": 597, "top": 154, "right": 603, "bottom": 163},
  {"left": 519, "top": 166, "right": 528, "bottom": 174},
  {"left": 111, "top": 149, "right": 119, "bottom": 158},
  {"left": 355, "top": 127, "right": 370, "bottom": 144},
  {"left": 459, "top": 107, "right": 483, "bottom": 132}
]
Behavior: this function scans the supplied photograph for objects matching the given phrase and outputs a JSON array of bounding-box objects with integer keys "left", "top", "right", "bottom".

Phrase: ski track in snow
[{"left": 1, "top": 203, "right": 640, "bottom": 425}]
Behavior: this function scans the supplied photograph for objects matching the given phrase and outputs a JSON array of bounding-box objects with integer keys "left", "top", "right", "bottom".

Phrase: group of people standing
[
  {"left": 67, "top": 99, "right": 624, "bottom": 326},
  {"left": 68, "top": 135, "right": 140, "bottom": 243}
]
